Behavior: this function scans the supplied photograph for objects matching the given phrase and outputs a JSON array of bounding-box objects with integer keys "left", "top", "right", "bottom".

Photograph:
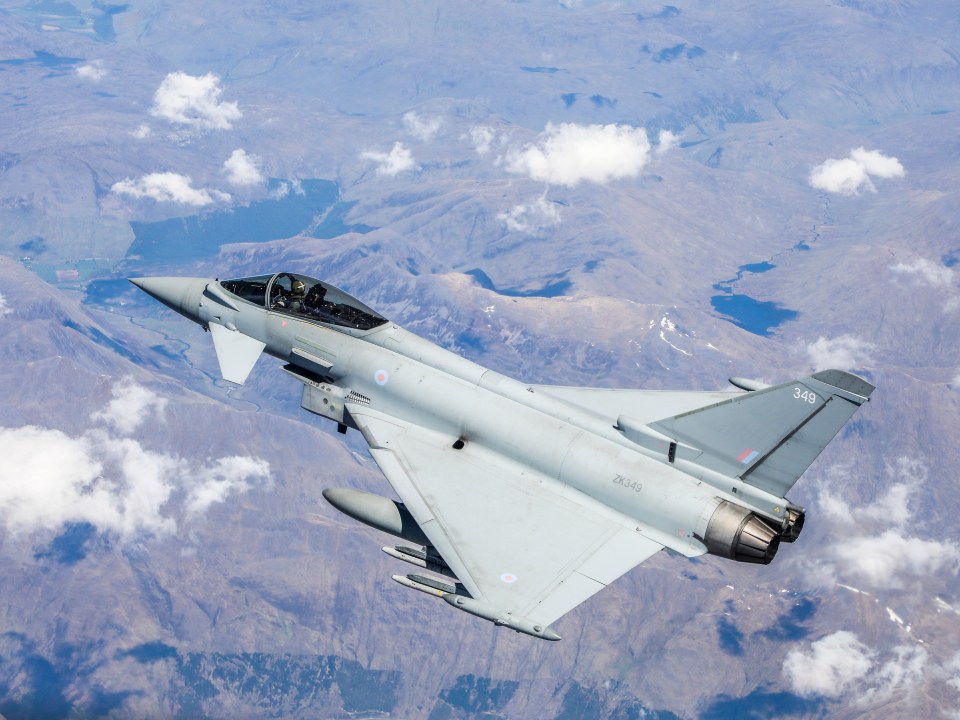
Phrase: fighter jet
[{"left": 130, "top": 272, "right": 873, "bottom": 641}]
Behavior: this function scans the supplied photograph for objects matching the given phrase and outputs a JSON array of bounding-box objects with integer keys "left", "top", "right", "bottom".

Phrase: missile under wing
[{"left": 130, "top": 273, "right": 874, "bottom": 640}]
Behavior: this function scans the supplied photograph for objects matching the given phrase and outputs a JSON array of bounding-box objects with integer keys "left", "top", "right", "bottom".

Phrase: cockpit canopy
[{"left": 220, "top": 273, "right": 388, "bottom": 331}]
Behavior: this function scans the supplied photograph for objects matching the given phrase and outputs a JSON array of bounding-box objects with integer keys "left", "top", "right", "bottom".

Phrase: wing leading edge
[{"left": 346, "top": 405, "right": 663, "bottom": 631}]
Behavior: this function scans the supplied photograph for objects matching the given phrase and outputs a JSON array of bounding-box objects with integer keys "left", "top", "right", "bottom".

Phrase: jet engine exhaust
[
  {"left": 781, "top": 507, "right": 805, "bottom": 543},
  {"left": 703, "top": 500, "right": 780, "bottom": 565}
]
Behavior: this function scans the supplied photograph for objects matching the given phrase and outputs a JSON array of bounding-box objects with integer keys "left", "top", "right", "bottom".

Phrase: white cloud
[
  {"left": 812, "top": 458, "right": 960, "bottom": 589},
  {"left": 784, "top": 633, "right": 929, "bottom": 704},
  {"left": 76, "top": 61, "right": 105, "bottom": 81},
  {"left": 0, "top": 293, "right": 10, "bottom": 316},
  {"left": 945, "top": 651, "right": 960, "bottom": 693},
  {"left": 269, "top": 178, "right": 306, "bottom": 200},
  {"left": 820, "top": 481, "right": 913, "bottom": 528},
  {"left": 185, "top": 455, "right": 271, "bottom": 516},
  {"left": 809, "top": 147, "right": 905, "bottom": 195},
  {"left": 497, "top": 195, "right": 561, "bottom": 233},
  {"left": 0, "top": 384, "right": 269, "bottom": 540},
  {"left": 404, "top": 112, "right": 443, "bottom": 141},
  {"left": 469, "top": 125, "right": 495, "bottom": 156},
  {"left": 151, "top": 71, "right": 241, "bottom": 130},
  {"left": 852, "top": 147, "right": 904, "bottom": 179},
  {"left": 361, "top": 142, "right": 418, "bottom": 177},
  {"left": 111, "top": 172, "right": 230, "bottom": 206},
  {"left": 857, "top": 645, "right": 928, "bottom": 706},
  {"left": 890, "top": 258, "right": 954, "bottom": 287},
  {"left": 806, "top": 334, "right": 874, "bottom": 371},
  {"left": 834, "top": 530, "right": 960, "bottom": 587},
  {"left": 656, "top": 129, "right": 680, "bottom": 155},
  {"left": 819, "top": 459, "right": 925, "bottom": 528},
  {"left": 0, "top": 425, "right": 177, "bottom": 538},
  {"left": 131, "top": 123, "right": 152, "bottom": 139},
  {"left": 90, "top": 378, "right": 168, "bottom": 435},
  {"left": 783, "top": 631, "right": 874, "bottom": 698},
  {"left": 223, "top": 148, "right": 265, "bottom": 187},
  {"left": 505, "top": 122, "right": 652, "bottom": 186},
  {"left": 810, "top": 157, "right": 870, "bottom": 195}
]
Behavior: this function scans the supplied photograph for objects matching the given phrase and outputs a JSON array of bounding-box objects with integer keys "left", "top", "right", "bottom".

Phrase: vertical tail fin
[{"left": 650, "top": 370, "right": 874, "bottom": 497}]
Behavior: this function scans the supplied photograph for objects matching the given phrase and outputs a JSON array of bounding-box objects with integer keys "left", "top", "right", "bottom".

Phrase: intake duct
[{"left": 704, "top": 500, "right": 780, "bottom": 565}]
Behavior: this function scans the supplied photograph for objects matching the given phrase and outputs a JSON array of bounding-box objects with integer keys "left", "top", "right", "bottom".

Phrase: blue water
[
  {"left": 637, "top": 6, "right": 681, "bottom": 21},
  {"left": 711, "top": 295, "right": 799, "bottom": 336},
  {"left": 456, "top": 330, "right": 486, "bottom": 355},
  {"left": 521, "top": 66, "right": 559, "bottom": 74},
  {"left": 712, "top": 262, "right": 773, "bottom": 296},
  {"left": 712, "top": 261, "right": 799, "bottom": 336},
  {"left": 465, "top": 268, "right": 571, "bottom": 298},
  {"left": 0, "top": 50, "right": 82, "bottom": 68},
  {"left": 561, "top": 93, "right": 579, "bottom": 107},
  {"left": 32, "top": 0, "right": 81, "bottom": 16},
  {"left": 33, "top": 522, "right": 96, "bottom": 565},
  {"left": 651, "top": 44, "right": 706, "bottom": 64},
  {"left": 83, "top": 278, "right": 138, "bottom": 306},
  {"left": 311, "top": 199, "right": 376, "bottom": 239},
  {"left": 62, "top": 319, "right": 154, "bottom": 366},
  {"left": 437, "top": 674, "right": 519, "bottom": 715},
  {"left": 739, "top": 262, "right": 775, "bottom": 274},
  {"left": 92, "top": 3, "right": 129, "bottom": 42},
  {"left": 121, "top": 641, "right": 179, "bottom": 663},
  {"left": 18, "top": 236, "right": 47, "bottom": 255},
  {"left": 700, "top": 689, "right": 822, "bottom": 719},
  {"left": 758, "top": 596, "right": 817, "bottom": 641},
  {"left": 0, "top": 644, "right": 133, "bottom": 719},
  {"left": 124, "top": 179, "right": 372, "bottom": 265},
  {"left": 654, "top": 44, "right": 687, "bottom": 63},
  {"left": 590, "top": 94, "right": 616, "bottom": 108},
  {"left": 717, "top": 616, "right": 745, "bottom": 656}
]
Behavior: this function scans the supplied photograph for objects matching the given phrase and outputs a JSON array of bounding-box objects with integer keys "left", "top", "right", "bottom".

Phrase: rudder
[{"left": 650, "top": 370, "right": 874, "bottom": 498}]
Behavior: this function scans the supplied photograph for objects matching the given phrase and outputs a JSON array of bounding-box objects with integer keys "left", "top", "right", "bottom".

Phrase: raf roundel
[
  {"left": 500, "top": 573, "right": 518, "bottom": 584},
  {"left": 374, "top": 369, "right": 389, "bottom": 386}
]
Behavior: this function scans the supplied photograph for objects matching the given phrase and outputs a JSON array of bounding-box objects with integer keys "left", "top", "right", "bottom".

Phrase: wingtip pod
[{"left": 442, "top": 594, "right": 561, "bottom": 641}]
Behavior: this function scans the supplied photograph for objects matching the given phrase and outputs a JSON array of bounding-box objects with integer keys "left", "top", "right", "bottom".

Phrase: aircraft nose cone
[{"left": 129, "top": 276, "right": 207, "bottom": 320}]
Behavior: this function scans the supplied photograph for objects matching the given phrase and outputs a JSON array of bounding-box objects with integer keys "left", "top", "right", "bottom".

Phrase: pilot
[
  {"left": 287, "top": 277, "right": 306, "bottom": 312},
  {"left": 303, "top": 284, "right": 328, "bottom": 315}
]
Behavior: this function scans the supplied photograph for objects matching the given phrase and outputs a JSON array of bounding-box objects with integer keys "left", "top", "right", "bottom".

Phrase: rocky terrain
[{"left": 0, "top": 0, "right": 958, "bottom": 717}]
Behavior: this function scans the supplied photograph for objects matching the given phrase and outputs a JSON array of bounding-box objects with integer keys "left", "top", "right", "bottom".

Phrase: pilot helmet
[{"left": 291, "top": 278, "right": 305, "bottom": 296}]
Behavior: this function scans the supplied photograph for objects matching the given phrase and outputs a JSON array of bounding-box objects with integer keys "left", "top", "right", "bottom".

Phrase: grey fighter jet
[{"left": 131, "top": 272, "right": 873, "bottom": 641}]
